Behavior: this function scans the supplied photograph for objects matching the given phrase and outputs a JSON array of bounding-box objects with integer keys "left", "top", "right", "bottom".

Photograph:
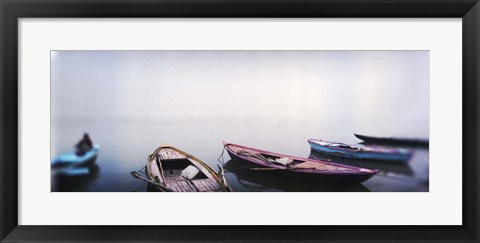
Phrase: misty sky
[{"left": 51, "top": 51, "right": 429, "bottom": 137}]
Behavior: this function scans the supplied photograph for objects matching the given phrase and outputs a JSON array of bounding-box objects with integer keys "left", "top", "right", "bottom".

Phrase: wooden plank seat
[
  {"left": 166, "top": 180, "right": 196, "bottom": 192},
  {"left": 191, "top": 178, "right": 223, "bottom": 192},
  {"left": 157, "top": 148, "right": 187, "bottom": 160},
  {"left": 163, "top": 170, "right": 223, "bottom": 192}
]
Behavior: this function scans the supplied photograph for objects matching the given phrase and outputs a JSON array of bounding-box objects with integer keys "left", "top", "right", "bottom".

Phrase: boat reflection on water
[
  {"left": 309, "top": 151, "right": 414, "bottom": 177},
  {"left": 223, "top": 159, "right": 371, "bottom": 192},
  {"left": 358, "top": 141, "right": 429, "bottom": 150},
  {"left": 51, "top": 164, "right": 100, "bottom": 192}
]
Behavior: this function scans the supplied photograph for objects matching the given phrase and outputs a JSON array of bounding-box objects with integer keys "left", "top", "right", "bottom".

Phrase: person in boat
[{"left": 75, "top": 133, "right": 93, "bottom": 156}]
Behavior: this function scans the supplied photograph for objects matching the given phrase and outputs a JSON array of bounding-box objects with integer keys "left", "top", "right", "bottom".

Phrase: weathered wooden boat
[
  {"left": 223, "top": 142, "right": 378, "bottom": 183},
  {"left": 144, "top": 145, "right": 232, "bottom": 192},
  {"left": 51, "top": 145, "right": 100, "bottom": 176},
  {"left": 354, "top": 133, "right": 429, "bottom": 146},
  {"left": 308, "top": 139, "right": 412, "bottom": 163}
]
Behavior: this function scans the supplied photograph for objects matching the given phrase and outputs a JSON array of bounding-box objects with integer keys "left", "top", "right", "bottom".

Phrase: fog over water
[{"left": 51, "top": 51, "right": 429, "bottom": 192}]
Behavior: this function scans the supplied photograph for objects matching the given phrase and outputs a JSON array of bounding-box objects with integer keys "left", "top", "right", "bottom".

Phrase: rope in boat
[
  {"left": 217, "top": 145, "right": 227, "bottom": 165},
  {"left": 136, "top": 165, "right": 147, "bottom": 175}
]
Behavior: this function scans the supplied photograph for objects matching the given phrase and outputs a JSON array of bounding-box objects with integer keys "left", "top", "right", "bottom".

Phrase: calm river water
[{"left": 51, "top": 51, "right": 429, "bottom": 192}]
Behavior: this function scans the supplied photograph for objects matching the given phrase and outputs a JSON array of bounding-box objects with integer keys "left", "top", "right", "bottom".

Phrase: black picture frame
[{"left": 1, "top": 0, "right": 479, "bottom": 242}]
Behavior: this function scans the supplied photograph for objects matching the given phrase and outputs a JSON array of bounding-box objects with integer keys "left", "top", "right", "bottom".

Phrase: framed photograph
[{"left": 1, "top": 0, "right": 478, "bottom": 242}]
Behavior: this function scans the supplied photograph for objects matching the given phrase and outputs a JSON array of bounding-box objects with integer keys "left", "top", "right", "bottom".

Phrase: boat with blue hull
[
  {"left": 224, "top": 142, "right": 378, "bottom": 183},
  {"left": 51, "top": 145, "right": 100, "bottom": 176},
  {"left": 308, "top": 139, "right": 412, "bottom": 163}
]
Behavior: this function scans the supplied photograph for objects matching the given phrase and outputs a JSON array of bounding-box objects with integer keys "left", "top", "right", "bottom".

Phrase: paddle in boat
[
  {"left": 223, "top": 142, "right": 378, "bottom": 183},
  {"left": 354, "top": 133, "right": 429, "bottom": 146},
  {"left": 132, "top": 145, "right": 232, "bottom": 192},
  {"left": 308, "top": 139, "right": 413, "bottom": 163}
]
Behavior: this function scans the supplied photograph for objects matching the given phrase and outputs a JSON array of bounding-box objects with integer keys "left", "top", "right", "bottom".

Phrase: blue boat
[
  {"left": 308, "top": 139, "right": 412, "bottom": 163},
  {"left": 51, "top": 145, "right": 100, "bottom": 176}
]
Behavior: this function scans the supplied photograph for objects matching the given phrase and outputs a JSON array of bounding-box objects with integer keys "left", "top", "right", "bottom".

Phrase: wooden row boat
[
  {"left": 145, "top": 145, "right": 232, "bottom": 192},
  {"left": 308, "top": 139, "right": 412, "bottom": 163},
  {"left": 354, "top": 133, "right": 429, "bottom": 146},
  {"left": 223, "top": 142, "right": 378, "bottom": 183},
  {"left": 51, "top": 145, "right": 100, "bottom": 176}
]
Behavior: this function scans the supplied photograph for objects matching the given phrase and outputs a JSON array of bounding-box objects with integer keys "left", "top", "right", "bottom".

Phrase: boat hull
[
  {"left": 224, "top": 142, "right": 377, "bottom": 183},
  {"left": 354, "top": 133, "right": 429, "bottom": 146},
  {"left": 308, "top": 140, "right": 411, "bottom": 163},
  {"left": 145, "top": 166, "right": 167, "bottom": 192}
]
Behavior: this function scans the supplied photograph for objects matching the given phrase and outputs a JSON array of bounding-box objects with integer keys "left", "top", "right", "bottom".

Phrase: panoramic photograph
[{"left": 50, "top": 50, "right": 429, "bottom": 192}]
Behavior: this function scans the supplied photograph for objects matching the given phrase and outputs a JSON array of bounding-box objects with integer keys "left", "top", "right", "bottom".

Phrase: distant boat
[
  {"left": 354, "top": 133, "right": 429, "bottom": 146},
  {"left": 142, "top": 145, "right": 232, "bottom": 192},
  {"left": 308, "top": 139, "right": 412, "bottom": 163},
  {"left": 51, "top": 145, "right": 100, "bottom": 176},
  {"left": 223, "top": 142, "right": 378, "bottom": 183}
]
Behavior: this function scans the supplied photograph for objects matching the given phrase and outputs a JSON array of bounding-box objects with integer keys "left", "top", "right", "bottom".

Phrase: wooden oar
[
  {"left": 217, "top": 165, "right": 232, "bottom": 191},
  {"left": 217, "top": 165, "right": 228, "bottom": 186},
  {"left": 237, "top": 150, "right": 274, "bottom": 164},
  {"left": 130, "top": 171, "right": 173, "bottom": 192}
]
